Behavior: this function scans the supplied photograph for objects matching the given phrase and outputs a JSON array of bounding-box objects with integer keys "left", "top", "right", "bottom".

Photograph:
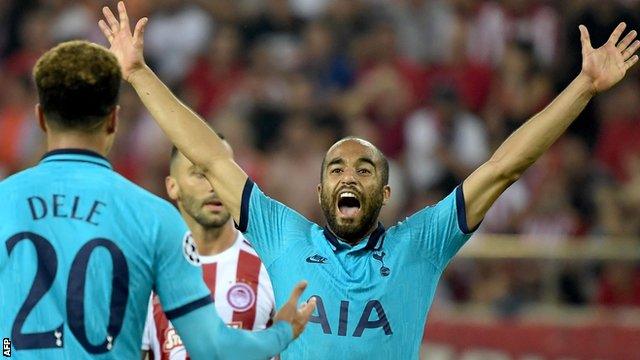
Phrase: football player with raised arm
[
  {"left": 0, "top": 39, "right": 315, "bottom": 360},
  {"left": 99, "top": 2, "right": 639, "bottom": 358}
]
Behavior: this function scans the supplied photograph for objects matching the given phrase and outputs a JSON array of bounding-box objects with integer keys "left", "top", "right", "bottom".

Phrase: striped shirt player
[{"left": 142, "top": 232, "right": 275, "bottom": 359}]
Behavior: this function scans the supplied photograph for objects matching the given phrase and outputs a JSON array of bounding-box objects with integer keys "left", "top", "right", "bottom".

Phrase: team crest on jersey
[
  {"left": 182, "top": 232, "right": 201, "bottom": 266},
  {"left": 226, "top": 283, "right": 255, "bottom": 312}
]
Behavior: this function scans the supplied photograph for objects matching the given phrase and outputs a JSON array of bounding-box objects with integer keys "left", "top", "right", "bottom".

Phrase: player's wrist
[
  {"left": 127, "top": 64, "right": 152, "bottom": 85},
  {"left": 272, "top": 320, "right": 295, "bottom": 340},
  {"left": 575, "top": 71, "right": 598, "bottom": 97}
]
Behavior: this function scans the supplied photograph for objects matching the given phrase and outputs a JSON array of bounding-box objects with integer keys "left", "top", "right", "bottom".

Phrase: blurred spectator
[
  {"left": 404, "top": 86, "right": 489, "bottom": 194},
  {"left": 387, "top": 0, "right": 456, "bottom": 65},
  {"left": 144, "top": 0, "right": 212, "bottom": 83},
  {"left": 185, "top": 25, "right": 245, "bottom": 117},
  {"left": 467, "top": 0, "right": 559, "bottom": 66},
  {"left": 597, "top": 262, "right": 640, "bottom": 307},
  {"left": 595, "top": 81, "right": 640, "bottom": 182}
]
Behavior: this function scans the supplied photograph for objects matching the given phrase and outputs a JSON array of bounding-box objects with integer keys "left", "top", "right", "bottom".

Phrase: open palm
[
  {"left": 98, "top": 1, "right": 148, "bottom": 81},
  {"left": 580, "top": 22, "right": 640, "bottom": 93}
]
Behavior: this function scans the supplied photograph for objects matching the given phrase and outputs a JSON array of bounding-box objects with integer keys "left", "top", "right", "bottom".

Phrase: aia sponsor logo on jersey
[
  {"left": 162, "top": 328, "right": 183, "bottom": 352},
  {"left": 227, "top": 282, "right": 256, "bottom": 312}
]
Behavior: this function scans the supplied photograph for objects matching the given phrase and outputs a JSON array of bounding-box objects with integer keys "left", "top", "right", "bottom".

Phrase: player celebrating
[
  {"left": 0, "top": 40, "right": 315, "bottom": 359},
  {"left": 141, "top": 145, "right": 277, "bottom": 359},
  {"left": 99, "top": 2, "right": 639, "bottom": 358}
]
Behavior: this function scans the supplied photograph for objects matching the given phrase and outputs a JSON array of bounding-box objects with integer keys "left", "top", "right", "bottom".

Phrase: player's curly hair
[{"left": 33, "top": 40, "right": 121, "bottom": 132}]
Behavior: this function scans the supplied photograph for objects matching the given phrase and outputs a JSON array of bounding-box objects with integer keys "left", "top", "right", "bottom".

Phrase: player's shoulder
[
  {"left": 0, "top": 166, "right": 40, "bottom": 192},
  {"left": 108, "top": 172, "right": 178, "bottom": 215},
  {"left": 238, "top": 233, "right": 260, "bottom": 257}
]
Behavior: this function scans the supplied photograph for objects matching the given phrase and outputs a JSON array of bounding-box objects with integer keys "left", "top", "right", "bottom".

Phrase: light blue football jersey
[
  {"left": 237, "top": 180, "right": 475, "bottom": 359},
  {"left": 0, "top": 150, "right": 212, "bottom": 359}
]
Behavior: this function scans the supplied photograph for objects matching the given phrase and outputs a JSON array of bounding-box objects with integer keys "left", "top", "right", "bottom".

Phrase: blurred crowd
[{"left": 1, "top": 0, "right": 639, "bottom": 311}]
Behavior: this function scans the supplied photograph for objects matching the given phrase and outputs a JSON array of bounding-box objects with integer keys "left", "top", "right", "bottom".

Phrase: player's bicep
[
  {"left": 237, "top": 180, "right": 308, "bottom": 267},
  {"left": 405, "top": 186, "right": 475, "bottom": 269},
  {"left": 206, "top": 158, "right": 248, "bottom": 223},
  {"left": 462, "top": 160, "right": 516, "bottom": 231}
]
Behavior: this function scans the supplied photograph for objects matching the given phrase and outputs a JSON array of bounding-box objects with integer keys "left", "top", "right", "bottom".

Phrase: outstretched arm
[
  {"left": 99, "top": 2, "right": 246, "bottom": 222},
  {"left": 171, "top": 282, "right": 316, "bottom": 360},
  {"left": 463, "top": 22, "right": 639, "bottom": 230}
]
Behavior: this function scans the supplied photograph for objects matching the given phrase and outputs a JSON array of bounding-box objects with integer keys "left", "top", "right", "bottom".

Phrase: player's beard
[
  {"left": 180, "top": 193, "right": 231, "bottom": 229},
  {"left": 320, "top": 186, "right": 383, "bottom": 244}
]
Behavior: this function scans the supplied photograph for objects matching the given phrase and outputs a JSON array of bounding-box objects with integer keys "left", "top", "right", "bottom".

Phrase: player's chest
[{"left": 201, "top": 257, "right": 271, "bottom": 328}]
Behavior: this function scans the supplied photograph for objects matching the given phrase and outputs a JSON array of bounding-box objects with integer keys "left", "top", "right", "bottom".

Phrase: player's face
[
  {"left": 169, "top": 154, "right": 231, "bottom": 228},
  {"left": 319, "top": 140, "right": 390, "bottom": 243}
]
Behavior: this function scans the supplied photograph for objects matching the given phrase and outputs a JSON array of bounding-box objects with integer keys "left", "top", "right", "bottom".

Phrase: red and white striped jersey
[{"left": 141, "top": 231, "right": 275, "bottom": 359}]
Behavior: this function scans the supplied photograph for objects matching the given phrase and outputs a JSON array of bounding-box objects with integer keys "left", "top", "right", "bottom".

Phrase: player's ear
[
  {"left": 35, "top": 104, "right": 48, "bottom": 133},
  {"left": 316, "top": 184, "right": 322, "bottom": 205},
  {"left": 166, "top": 176, "right": 179, "bottom": 201},
  {"left": 106, "top": 105, "right": 119, "bottom": 134},
  {"left": 381, "top": 185, "right": 391, "bottom": 206}
]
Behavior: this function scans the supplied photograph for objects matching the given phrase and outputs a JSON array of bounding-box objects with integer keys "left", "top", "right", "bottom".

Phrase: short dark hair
[
  {"left": 320, "top": 137, "right": 389, "bottom": 185},
  {"left": 34, "top": 40, "right": 121, "bottom": 131}
]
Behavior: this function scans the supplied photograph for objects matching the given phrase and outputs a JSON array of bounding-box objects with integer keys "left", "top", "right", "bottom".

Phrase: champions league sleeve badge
[{"left": 182, "top": 232, "right": 201, "bottom": 266}]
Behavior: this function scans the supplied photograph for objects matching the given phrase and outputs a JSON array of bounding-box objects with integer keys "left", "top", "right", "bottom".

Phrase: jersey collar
[
  {"left": 40, "top": 148, "right": 112, "bottom": 170},
  {"left": 323, "top": 222, "right": 386, "bottom": 253}
]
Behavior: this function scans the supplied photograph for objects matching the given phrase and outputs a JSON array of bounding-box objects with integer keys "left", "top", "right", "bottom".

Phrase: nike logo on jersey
[{"left": 306, "top": 254, "right": 328, "bottom": 264}]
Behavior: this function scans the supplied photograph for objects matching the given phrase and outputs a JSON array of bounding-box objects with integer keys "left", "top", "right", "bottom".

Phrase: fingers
[
  {"left": 98, "top": 20, "right": 113, "bottom": 43},
  {"left": 625, "top": 54, "right": 639, "bottom": 70},
  {"left": 579, "top": 25, "right": 593, "bottom": 55},
  {"left": 287, "top": 281, "right": 308, "bottom": 305},
  {"left": 102, "top": 6, "right": 119, "bottom": 33},
  {"left": 623, "top": 39, "right": 640, "bottom": 60},
  {"left": 299, "top": 297, "right": 317, "bottom": 321},
  {"left": 617, "top": 29, "right": 637, "bottom": 51},
  {"left": 133, "top": 18, "right": 148, "bottom": 45},
  {"left": 607, "top": 22, "right": 627, "bottom": 45},
  {"left": 117, "top": 1, "right": 131, "bottom": 33}
]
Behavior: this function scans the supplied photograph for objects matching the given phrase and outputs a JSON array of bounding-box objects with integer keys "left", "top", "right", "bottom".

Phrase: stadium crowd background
[{"left": 1, "top": 0, "right": 639, "bottom": 336}]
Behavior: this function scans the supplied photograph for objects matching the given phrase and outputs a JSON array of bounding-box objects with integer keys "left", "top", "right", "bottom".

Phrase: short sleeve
[
  {"left": 153, "top": 203, "right": 212, "bottom": 317},
  {"left": 237, "top": 179, "right": 310, "bottom": 267},
  {"left": 402, "top": 185, "right": 476, "bottom": 269}
]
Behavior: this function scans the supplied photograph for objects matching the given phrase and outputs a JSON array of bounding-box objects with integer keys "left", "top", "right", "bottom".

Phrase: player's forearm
[
  {"left": 215, "top": 321, "right": 293, "bottom": 359},
  {"left": 490, "top": 73, "right": 595, "bottom": 177},
  {"left": 128, "top": 66, "right": 230, "bottom": 170},
  {"left": 172, "top": 305, "right": 293, "bottom": 360}
]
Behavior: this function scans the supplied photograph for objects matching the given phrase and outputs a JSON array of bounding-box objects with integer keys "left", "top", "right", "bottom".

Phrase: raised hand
[
  {"left": 580, "top": 22, "right": 640, "bottom": 94},
  {"left": 98, "top": 1, "right": 148, "bottom": 81},
  {"left": 273, "top": 281, "right": 317, "bottom": 339}
]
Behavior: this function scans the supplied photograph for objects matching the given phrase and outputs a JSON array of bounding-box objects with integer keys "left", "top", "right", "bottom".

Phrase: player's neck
[
  {"left": 192, "top": 219, "right": 237, "bottom": 256},
  {"left": 328, "top": 222, "right": 379, "bottom": 246},
  {"left": 46, "top": 132, "right": 109, "bottom": 157}
]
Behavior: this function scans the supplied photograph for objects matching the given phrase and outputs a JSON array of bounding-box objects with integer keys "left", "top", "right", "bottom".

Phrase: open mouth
[{"left": 337, "top": 191, "right": 361, "bottom": 218}]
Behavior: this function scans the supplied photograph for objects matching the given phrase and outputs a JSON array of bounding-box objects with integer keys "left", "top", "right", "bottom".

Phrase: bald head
[{"left": 321, "top": 137, "right": 389, "bottom": 185}]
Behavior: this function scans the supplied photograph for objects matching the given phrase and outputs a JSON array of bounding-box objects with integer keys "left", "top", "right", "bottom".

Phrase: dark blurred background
[{"left": 1, "top": 1, "right": 639, "bottom": 358}]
